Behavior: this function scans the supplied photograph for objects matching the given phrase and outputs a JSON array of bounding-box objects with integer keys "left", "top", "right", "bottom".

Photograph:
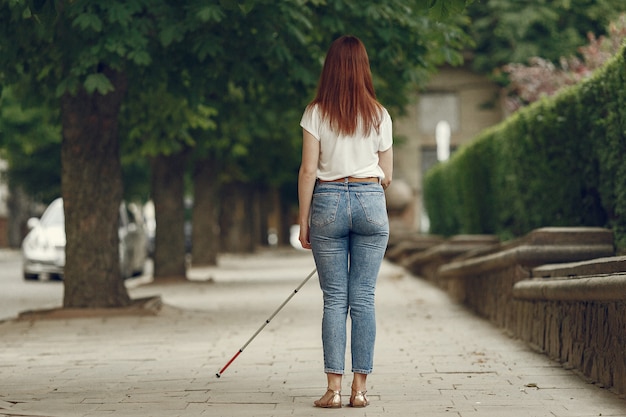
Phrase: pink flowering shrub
[{"left": 503, "top": 14, "right": 626, "bottom": 113}]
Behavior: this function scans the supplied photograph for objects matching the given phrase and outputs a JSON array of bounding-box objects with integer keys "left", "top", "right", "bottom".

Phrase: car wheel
[{"left": 23, "top": 272, "right": 39, "bottom": 281}]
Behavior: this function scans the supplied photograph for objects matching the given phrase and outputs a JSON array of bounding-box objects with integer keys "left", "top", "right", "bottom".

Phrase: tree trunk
[
  {"left": 191, "top": 155, "right": 220, "bottom": 266},
  {"left": 60, "top": 68, "right": 130, "bottom": 308},
  {"left": 252, "top": 185, "right": 264, "bottom": 247},
  {"left": 259, "top": 186, "right": 285, "bottom": 248},
  {"left": 151, "top": 151, "right": 187, "bottom": 280},
  {"left": 280, "top": 186, "right": 296, "bottom": 246},
  {"left": 219, "top": 182, "right": 255, "bottom": 253}
]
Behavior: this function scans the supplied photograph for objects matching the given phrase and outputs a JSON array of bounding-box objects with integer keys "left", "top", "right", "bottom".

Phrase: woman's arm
[
  {"left": 378, "top": 147, "right": 393, "bottom": 190},
  {"left": 298, "top": 129, "right": 320, "bottom": 249}
]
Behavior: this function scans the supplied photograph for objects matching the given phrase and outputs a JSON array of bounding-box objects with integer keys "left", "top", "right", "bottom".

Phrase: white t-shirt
[{"left": 300, "top": 104, "right": 392, "bottom": 181}]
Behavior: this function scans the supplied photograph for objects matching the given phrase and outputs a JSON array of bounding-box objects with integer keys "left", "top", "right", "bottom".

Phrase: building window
[{"left": 418, "top": 92, "right": 459, "bottom": 134}]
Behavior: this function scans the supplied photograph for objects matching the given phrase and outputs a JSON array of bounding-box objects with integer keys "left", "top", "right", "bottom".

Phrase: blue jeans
[{"left": 310, "top": 180, "right": 389, "bottom": 375}]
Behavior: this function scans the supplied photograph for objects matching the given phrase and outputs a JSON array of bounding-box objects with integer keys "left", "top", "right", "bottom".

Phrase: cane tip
[{"left": 215, "top": 373, "right": 221, "bottom": 378}]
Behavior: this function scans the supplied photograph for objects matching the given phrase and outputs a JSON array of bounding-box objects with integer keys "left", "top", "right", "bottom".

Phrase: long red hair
[{"left": 310, "top": 35, "right": 383, "bottom": 136}]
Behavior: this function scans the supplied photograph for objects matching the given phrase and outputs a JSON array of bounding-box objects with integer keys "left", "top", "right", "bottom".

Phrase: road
[
  {"left": 0, "top": 249, "right": 63, "bottom": 321},
  {"left": 0, "top": 250, "right": 152, "bottom": 321}
]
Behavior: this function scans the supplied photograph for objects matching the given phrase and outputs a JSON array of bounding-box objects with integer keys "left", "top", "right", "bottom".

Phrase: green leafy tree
[
  {"left": 465, "top": 0, "right": 626, "bottom": 74},
  {"left": 502, "top": 13, "right": 626, "bottom": 112},
  {"left": 0, "top": 88, "right": 61, "bottom": 203},
  {"left": 0, "top": 0, "right": 473, "bottom": 307},
  {"left": 121, "top": 80, "right": 216, "bottom": 279},
  {"left": 0, "top": 87, "right": 61, "bottom": 248},
  {"left": 188, "top": 0, "right": 473, "bottom": 260},
  {"left": 0, "top": 0, "right": 214, "bottom": 307}
]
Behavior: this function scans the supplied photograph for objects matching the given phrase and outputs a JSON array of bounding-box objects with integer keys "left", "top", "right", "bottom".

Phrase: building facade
[{"left": 391, "top": 64, "right": 504, "bottom": 232}]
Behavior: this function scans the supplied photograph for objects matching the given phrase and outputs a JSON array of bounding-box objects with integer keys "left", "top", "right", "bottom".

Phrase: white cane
[{"left": 216, "top": 268, "right": 317, "bottom": 378}]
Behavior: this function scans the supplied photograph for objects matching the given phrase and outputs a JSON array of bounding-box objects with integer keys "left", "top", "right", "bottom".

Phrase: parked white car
[{"left": 21, "top": 198, "right": 148, "bottom": 280}]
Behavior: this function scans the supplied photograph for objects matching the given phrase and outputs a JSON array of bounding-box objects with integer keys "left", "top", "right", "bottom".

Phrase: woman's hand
[
  {"left": 378, "top": 147, "right": 393, "bottom": 191},
  {"left": 299, "top": 223, "right": 311, "bottom": 250}
]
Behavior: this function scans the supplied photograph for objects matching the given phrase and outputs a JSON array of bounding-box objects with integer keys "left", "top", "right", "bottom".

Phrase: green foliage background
[
  {"left": 465, "top": 0, "right": 626, "bottom": 74},
  {"left": 0, "top": 0, "right": 472, "bottom": 206}
]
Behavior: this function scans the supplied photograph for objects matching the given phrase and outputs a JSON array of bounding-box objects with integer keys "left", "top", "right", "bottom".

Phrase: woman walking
[{"left": 298, "top": 35, "right": 393, "bottom": 408}]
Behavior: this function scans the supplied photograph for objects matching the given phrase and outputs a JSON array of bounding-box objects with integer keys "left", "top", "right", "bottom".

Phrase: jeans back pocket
[
  {"left": 311, "top": 192, "right": 341, "bottom": 227},
  {"left": 355, "top": 191, "right": 388, "bottom": 227}
]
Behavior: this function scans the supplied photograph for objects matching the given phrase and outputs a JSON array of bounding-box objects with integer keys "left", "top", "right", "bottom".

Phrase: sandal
[
  {"left": 349, "top": 387, "right": 369, "bottom": 408},
  {"left": 314, "top": 388, "right": 342, "bottom": 408}
]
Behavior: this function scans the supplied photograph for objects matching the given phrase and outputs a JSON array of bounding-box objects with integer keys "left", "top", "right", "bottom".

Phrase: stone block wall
[
  {"left": 387, "top": 227, "right": 626, "bottom": 397},
  {"left": 512, "top": 299, "right": 626, "bottom": 395},
  {"left": 512, "top": 257, "right": 626, "bottom": 395}
]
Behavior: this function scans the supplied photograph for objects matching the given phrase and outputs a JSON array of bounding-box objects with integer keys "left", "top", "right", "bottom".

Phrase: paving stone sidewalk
[{"left": 0, "top": 249, "right": 624, "bottom": 417}]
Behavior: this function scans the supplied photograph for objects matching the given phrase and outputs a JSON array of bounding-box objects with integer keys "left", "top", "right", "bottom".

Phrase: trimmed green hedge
[{"left": 424, "top": 43, "right": 626, "bottom": 250}]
